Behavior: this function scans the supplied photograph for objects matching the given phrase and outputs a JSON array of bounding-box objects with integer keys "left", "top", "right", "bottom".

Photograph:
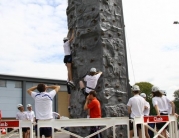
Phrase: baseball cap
[
  {"left": 140, "top": 93, "right": 146, "bottom": 98},
  {"left": 151, "top": 86, "right": 159, "bottom": 92},
  {"left": 131, "top": 85, "right": 140, "bottom": 91},
  {"left": 26, "top": 104, "right": 32, "bottom": 107},
  {"left": 160, "top": 90, "right": 166, "bottom": 95},
  {"left": 17, "top": 104, "right": 23, "bottom": 108},
  {"left": 90, "top": 68, "right": 96, "bottom": 73},
  {"left": 63, "top": 37, "right": 69, "bottom": 41}
]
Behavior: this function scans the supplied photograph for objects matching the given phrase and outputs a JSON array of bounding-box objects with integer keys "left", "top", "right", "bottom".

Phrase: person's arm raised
[
  {"left": 46, "top": 85, "right": 60, "bottom": 93},
  {"left": 27, "top": 86, "right": 37, "bottom": 96}
]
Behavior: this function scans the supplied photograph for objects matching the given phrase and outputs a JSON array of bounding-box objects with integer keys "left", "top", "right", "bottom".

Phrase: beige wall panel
[{"left": 57, "top": 92, "right": 69, "bottom": 117}]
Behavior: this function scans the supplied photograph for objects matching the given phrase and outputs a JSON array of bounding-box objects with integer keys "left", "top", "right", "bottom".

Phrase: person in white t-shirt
[
  {"left": 16, "top": 104, "right": 29, "bottom": 138},
  {"left": 127, "top": 85, "right": 146, "bottom": 138},
  {"left": 140, "top": 93, "right": 150, "bottom": 138},
  {"left": 26, "top": 104, "right": 35, "bottom": 138},
  {"left": 151, "top": 86, "right": 175, "bottom": 138},
  {"left": 63, "top": 29, "right": 75, "bottom": 88},
  {"left": 27, "top": 84, "right": 60, "bottom": 138},
  {"left": 79, "top": 68, "right": 102, "bottom": 98},
  {"left": 26, "top": 104, "right": 35, "bottom": 122}
]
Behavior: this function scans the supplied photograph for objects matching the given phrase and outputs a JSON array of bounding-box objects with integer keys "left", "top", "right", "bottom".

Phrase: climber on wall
[
  {"left": 63, "top": 28, "right": 75, "bottom": 88},
  {"left": 79, "top": 68, "right": 102, "bottom": 98}
]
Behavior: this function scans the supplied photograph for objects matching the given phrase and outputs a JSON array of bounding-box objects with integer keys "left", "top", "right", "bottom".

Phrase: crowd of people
[
  {"left": 16, "top": 104, "right": 35, "bottom": 138},
  {"left": 127, "top": 85, "right": 177, "bottom": 138},
  {"left": 15, "top": 83, "right": 178, "bottom": 138}
]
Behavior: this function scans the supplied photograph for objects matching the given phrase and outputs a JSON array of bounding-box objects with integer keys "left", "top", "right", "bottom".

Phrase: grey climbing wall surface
[{"left": 66, "top": 0, "right": 129, "bottom": 137}]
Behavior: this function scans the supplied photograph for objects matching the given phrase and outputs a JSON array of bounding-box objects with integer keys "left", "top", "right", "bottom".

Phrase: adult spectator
[
  {"left": 84, "top": 91, "right": 102, "bottom": 138},
  {"left": 127, "top": 85, "right": 146, "bottom": 138},
  {"left": 27, "top": 84, "right": 60, "bottom": 138}
]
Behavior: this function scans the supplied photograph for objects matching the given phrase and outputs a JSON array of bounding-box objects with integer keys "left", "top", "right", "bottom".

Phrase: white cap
[
  {"left": 17, "top": 104, "right": 23, "bottom": 108},
  {"left": 132, "top": 85, "right": 140, "bottom": 91},
  {"left": 151, "top": 86, "right": 159, "bottom": 92},
  {"left": 27, "top": 104, "right": 32, "bottom": 107},
  {"left": 63, "top": 37, "right": 69, "bottom": 41},
  {"left": 90, "top": 68, "right": 96, "bottom": 72},
  {"left": 160, "top": 90, "right": 166, "bottom": 95},
  {"left": 140, "top": 93, "right": 146, "bottom": 98}
]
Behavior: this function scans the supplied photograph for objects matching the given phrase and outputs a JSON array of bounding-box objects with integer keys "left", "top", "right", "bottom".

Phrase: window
[
  {"left": 15, "top": 81, "right": 22, "bottom": 88},
  {"left": 0, "top": 80, "right": 6, "bottom": 87}
]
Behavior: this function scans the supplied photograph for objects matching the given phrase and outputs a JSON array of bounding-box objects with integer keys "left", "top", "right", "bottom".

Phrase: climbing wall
[{"left": 66, "top": 0, "right": 129, "bottom": 137}]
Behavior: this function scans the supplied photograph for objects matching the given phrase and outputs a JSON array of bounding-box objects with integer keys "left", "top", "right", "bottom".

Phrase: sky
[{"left": 0, "top": 0, "right": 179, "bottom": 100}]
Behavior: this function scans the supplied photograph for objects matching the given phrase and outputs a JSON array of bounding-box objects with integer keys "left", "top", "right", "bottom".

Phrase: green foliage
[
  {"left": 174, "top": 89, "right": 179, "bottom": 101},
  {"left": 134, "top": 82, "right": 156, "bottom": 115}
]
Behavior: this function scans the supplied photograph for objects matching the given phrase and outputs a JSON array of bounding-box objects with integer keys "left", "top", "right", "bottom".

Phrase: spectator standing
[
  {"left": 84, "top": 91, "right": 102, "bottom": 138},
  {"left": 140, "top": 93, "right": 150, "bottom": 138},
  {"left": 127, "top": 85, "right": 146, "bottom": 138},
  {"left": 26, "top": 104, "right": 35, "bottom": 122},
  {"left": 27, "top": 84, "right": 60, "bottom": 138},
  {"left": 26, "top": 104, "right": 35, "bottom": 138},
  {"left": 16, "top": 104, "right": 29, "bottom": 138},
  {"left": 151, "top": 86, "right": 175, "bottom": 138}
]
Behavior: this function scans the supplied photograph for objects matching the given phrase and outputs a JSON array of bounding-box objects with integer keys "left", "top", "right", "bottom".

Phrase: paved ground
[{"left": 1, "top": 132, "right": 70, "bottom": 138}]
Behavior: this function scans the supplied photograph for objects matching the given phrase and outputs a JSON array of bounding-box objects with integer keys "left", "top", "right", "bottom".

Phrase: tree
[
  {"left": 174, "top": 89, "right": 179, "bottom": 114},
  {"left": 174, "top": 89, "right": 179, "bottom": 101},
  {"left": 134, "top": 82, "right": 156, "bottom": 115}
]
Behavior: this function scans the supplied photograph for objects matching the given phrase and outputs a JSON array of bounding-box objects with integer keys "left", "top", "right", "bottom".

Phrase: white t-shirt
[
  {"left": 26, "top": 110, "right": 35, "bottom": 122},
  {"left": 152, "top": 95, "right": 171, "bottom": 114},
  {"left": 84, "top": 73, "right": 102, "bottom": 93},
  {"left": 127, "top": 95, "right": 146, "bottom": 118},
  {"left": 31, "top": 90, "right": 56, "bottom": 120},
  {"left": 63, "top": 40, "right": 71, "bottom": 55},
  {"left": 16, "top": 111, "right": 29, "bottom": 120},
  {"left": 144, "top": 101, "right": 150, "bottom": 116}
]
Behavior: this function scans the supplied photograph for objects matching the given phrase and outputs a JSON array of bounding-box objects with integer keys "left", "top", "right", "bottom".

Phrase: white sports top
[
  {"left": 31, "top": 90, "right": 56, "bottom": 120},
  {"left": 152, "top": 95, "right": 171, "bottom": 114},
  {"left": 127, "top": 95, "right": 146, "bottom": 118},
  {"left": 144, "top": 101, "right": 150, "bottom": 116},
  {"left": 84, "top": 73, "right": 102, "bottom": 93},
  {"left": 63, "top": 40, "right": 71, "bottom": 55},
  {"left": 16, "top": 111, "right": 29, "bottom": 120}
]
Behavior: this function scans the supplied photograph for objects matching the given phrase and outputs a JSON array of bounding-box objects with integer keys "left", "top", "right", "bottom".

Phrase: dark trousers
[{"left": 90, "top": 126, "right": 102, "bottom": 138}]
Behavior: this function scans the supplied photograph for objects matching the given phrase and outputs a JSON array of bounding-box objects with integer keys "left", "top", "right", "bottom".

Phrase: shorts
[
  {"left": 22, "top": 127, "right": 29, "bottom": 132},
  {"left": 156, "top": 113, "right": 168, "bottom": 130},
  {"left": 63, "top": 55, "right": 72, "bottom": 63},
  {"left": 35, "top": 120, "right": 52, "bottom": 137},
  {"left": 129, "top": 119, "right": 141, "bottom": 130},
  {"left": 67, "top": 83, "right": 71, "bottom": 94}
]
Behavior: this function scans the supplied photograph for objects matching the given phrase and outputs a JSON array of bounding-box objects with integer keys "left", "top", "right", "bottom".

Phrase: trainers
[{"left": 68, "top": 81, "right": 75, "bottom": 88}]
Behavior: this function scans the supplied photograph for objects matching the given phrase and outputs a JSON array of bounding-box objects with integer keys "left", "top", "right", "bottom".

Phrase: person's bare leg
[
  {"left": 145, "top": 126, "right": 150, "bottom": 138},
  {"left": 130, "top": 130, "right": 134, "bottom": 138},
  {"left": 138, "top": 129, "right": 142, "bottom": 138},
  {"left": 79, "top": 81, "right": 85, "bottom": 89},
  {"left": 66, "top": 63, "right": 72, "bottom": 81}
]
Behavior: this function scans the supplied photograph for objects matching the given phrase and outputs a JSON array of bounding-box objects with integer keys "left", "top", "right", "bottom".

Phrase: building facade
[{"left": 0, "top": 74, "right": 69, "bottom": 119}]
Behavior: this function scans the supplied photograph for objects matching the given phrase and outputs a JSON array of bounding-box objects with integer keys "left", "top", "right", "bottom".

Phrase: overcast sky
[{"left": 0, "top": 0, "right": 179, "bottom": 100}]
